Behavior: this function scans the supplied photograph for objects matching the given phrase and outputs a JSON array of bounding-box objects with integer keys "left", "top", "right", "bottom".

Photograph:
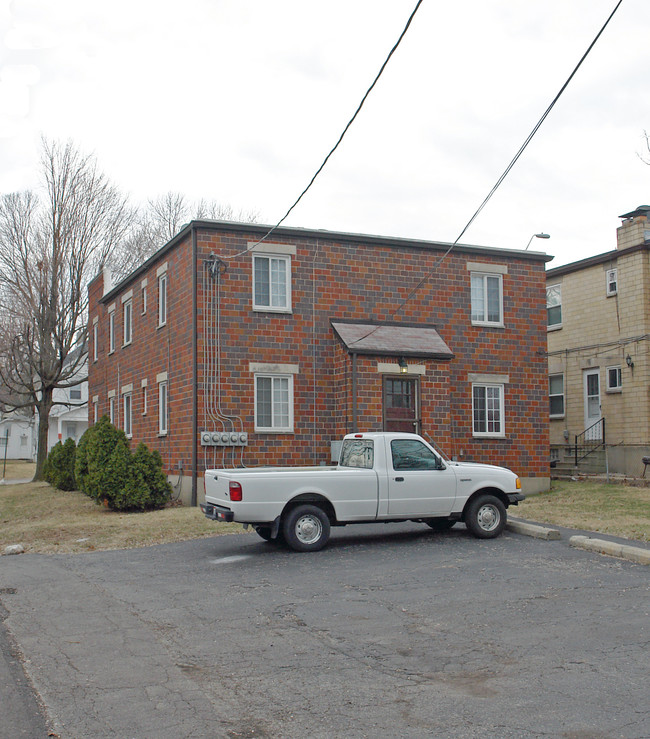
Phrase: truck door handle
[{"left": 394, "top": 477, "right": 404, "bottom": 482}]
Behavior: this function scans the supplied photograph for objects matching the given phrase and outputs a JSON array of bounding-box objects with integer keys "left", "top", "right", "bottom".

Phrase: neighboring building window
[
  {"left": 470, "top": 273, "right": 503, "bottom": 326},
  {"left": 158, "top": 381, "right": 168, "bottom": 435},
  {"left": 549, "top": 374, "right": 565, "bottom": 418},
  {"left": 142, "top": 285, "right": 147, "bottom": 314},
  {"left": 123, "top": 392, "right": 132, "bottom": 437},
  {"left": 70, "top": 387, "right": 82, "bottom": 401},
  {"left": 158, "top": 274, "right": 167, "bottom": 326},
  {"left": 472, "top": 384, "right": 504, "bottom": 436},
  {"left": 253, "top": 254, "right": 291, "bottom": 312},
  {"left": 606, "top": 269, "right": 617, "bottom": 296},
  {"left": 93, "top": 322, "right": 98, "bottom": 362},
  {"left": 123, "top": 299, "right": 132, "bottom": 346},
  {"left": 547, "top": 284, "right": 562, "bottom": 328},
  {"left": 93, "top": 401, "right": 98, "bottom": 424},
  {"left": 255, "top": 374, "right": 293, "bottom": 432},
  {"left": 607, "top": 366, "right": 622, "bottom": 392},
  {"left": 109, "top": 396, "right": 115, "bottom": 424},
  {"left": 109, "top": 312, "right": 115, "bottom": 353},
  {"left": 142, "top": 386, "right": 148, "bottom": 415}
]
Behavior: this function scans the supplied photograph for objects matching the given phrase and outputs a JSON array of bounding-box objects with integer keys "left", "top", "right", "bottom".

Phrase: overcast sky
[{"left": 1, "top": 0, "right": 648, "bottom": 267}]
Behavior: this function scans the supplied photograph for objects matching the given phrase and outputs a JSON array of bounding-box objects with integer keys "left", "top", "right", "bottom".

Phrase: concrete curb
[
  {"left": 569, "top": 535, "right": 650, "bottom": 565},
  {"left": 506, "top": 519, "right": 561, "bottom": 540}
]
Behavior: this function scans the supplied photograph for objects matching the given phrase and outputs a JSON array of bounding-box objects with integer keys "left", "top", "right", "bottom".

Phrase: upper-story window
[
  {"left": 158, "top": 273, "right": 167, "bottom": 327},
  {"left": 92, "top": 320, "right": 98, "bottom": 362},
  {"left": 607, "top": 366, "right": 622, "bottom": 392},
  {"left": 606, "top": 269, "right": 617, "bottom": 296},
  {"left": 123, "top": 298, "right": 132, "bottom": 346},
  {"left": 70, "top": 387, "right": 82, "bottom": 401},
  {"left": 108, "top": 311, "right": 115, "bottom": 353},
  {"left": 470, "top": 272, "right": 503, "bottom": 326},
  {"left": 253, "top": 254, "right": 291, "bottom": 312},
  {"left": 546, "top": 284, "right": 562, "bottom": 329}
]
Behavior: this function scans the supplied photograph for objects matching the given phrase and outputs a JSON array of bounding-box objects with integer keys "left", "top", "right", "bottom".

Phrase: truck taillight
[{"left": 229, "top": 481, "right": 243, "bottom": 501}]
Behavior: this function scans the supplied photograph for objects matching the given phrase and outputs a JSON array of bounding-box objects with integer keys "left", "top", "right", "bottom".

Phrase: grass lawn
[
  {"left": 517, "top": 479, "right": 650, "bottom": 543},
  {"left": 2, "top": 464, "right": 649, "bottom": 553}
]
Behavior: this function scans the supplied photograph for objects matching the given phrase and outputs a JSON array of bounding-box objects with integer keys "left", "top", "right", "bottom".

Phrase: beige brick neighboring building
[{"left": 547, "top": 205, "right": 650, "bottom": 476}]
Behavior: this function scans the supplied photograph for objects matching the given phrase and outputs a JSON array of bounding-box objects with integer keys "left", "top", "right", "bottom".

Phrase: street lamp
[{"left": 525, "top": 232, "right": 551, "bottom": 250}]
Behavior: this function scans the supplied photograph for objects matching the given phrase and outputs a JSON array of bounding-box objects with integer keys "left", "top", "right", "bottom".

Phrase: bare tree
[
  {"left": 0, "top": 139, "right": 133, "bottom": 479},
  {"left": 111, "top": 192, "right": 261, "bottom": 278}
]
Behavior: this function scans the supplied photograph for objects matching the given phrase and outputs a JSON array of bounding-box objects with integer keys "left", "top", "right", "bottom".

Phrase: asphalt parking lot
[{"left": 1, "top": 522, "right": 649, "bottom": 738}]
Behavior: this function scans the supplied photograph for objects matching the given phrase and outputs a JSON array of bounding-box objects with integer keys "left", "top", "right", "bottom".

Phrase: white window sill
[
  {"left": 255, "top": 428, "right": 294, "bottom": 434},
  {"left": 472, "top": 433, "right": 506, "bottom": 439},
  {"left": 158, "top": 431, "right": 168, "bottom": 437},
  {"left": 550, "top": 414, "right": 565, "bottom": 420},
  {"left": 547, "top": 324, "right": 563, "bottom": 332},
  {"left": 252, "top": 307, "right": 293, "bottom": 314},
  {"left": 606, "top": 388, "right": 622, "bottom": 394},
  {"left": 471, "top": 321, "right": 504, "bottom": 329}
]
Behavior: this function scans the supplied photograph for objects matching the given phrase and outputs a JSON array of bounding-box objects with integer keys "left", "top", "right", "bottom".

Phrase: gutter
[{"left": 191, "top": 226, "right": 198, "bottom": 507}]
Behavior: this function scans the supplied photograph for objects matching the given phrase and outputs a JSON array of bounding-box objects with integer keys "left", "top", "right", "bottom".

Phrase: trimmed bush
[
  {"left": 81, "top": 417, "right": 172, "bottom": 511},
  {"left": 44, "top": 438, "right": 77, "bottom": 491}
]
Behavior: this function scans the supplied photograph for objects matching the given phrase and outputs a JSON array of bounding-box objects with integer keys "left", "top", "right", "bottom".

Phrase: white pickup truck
[{"left": 201, "top": 432, "right": 523, "bottom": 552}]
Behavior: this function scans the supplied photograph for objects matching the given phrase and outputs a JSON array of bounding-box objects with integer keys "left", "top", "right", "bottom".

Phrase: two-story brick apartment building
[
  {"left": 88, "top": 221, "right": 552, "bottom": 504},
  {"left": 547, "top": 205, "right": 650, "bottom": 476}
]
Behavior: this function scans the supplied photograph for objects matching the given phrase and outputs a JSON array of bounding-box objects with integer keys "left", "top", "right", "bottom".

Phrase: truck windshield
[{"left": 340, "top": 439, "right": 374, "bottom": 469}]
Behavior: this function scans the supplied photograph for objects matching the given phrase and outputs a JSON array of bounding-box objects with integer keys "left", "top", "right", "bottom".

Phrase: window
[
  {"left": 547, "top": 284, "right": 562, "bottom": 328},
  {"left": 123, "top": 299, "right": 132, "bottom": 345},
  {"left": 255, "top": 374, "right": 293, "bottom": 432},
  {"left": 93, "top": 400, "right": 98, "bottom": 424},
  {"left": 109, "top": 312, "right": 115, "bottom": 353},
  {"left": 607, "top": 366, "right": 622, "bottom": 392},
  {"left": 109, "top": 396, "right": 115, "bottom": 424},
  {"left": 70, "top": 387, "right": 82, "bottom": 401},
  {"left": 253, "top": 254, "right": 291, "bottom": 311},
  {"left": 93, "top": 322, "right": 98, "bottom": 362},
  {"left": 158, "top": 274, "right": 167, "bottom": 327},
  {"left": 339, "top": 439, "right": 374, "bottom": 468},
  {"left": 606, "top": 269, "right": 617, "bottom": 296},
  {"left": 549, "top": 374, "right": 565, "bottom": 417},
  {"left": 142, "top": 285, "right": 147, "bottom": 314},
  {"left": 391, "top": 439, "right": 441, "bottom": 471},
  {"left": 472, "top": 384, "right": 504, "bottom": 436},
  {"left": 158, "top": 381, "right": 168, "bottom": 435},
  {"left": 123, "top": 392, "right": 132, "bottom": 437},
  {"left": 142, "top": 385, "right": 148, "bottom": 415},
  {"left": 471, "top": 273, "right": 503, "bottom": 325}
]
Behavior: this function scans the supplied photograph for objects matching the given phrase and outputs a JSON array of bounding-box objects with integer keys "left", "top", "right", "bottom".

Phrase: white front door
[{"left": 583, "top": 369, "right": 601, "bottom": 439}]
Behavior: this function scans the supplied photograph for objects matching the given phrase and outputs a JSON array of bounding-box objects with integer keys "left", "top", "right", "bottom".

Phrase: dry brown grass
[
  {"left": 0, "top": 464, "right": 241, "bottom": 554},
  {"left": 518, "top": 480, "right": 650, "bottom": 542},
  {"left": 1, "top": 459, "right": 36, "bottom": 481}
]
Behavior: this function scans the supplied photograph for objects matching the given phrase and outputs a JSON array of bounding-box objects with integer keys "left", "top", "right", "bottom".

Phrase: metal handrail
[{"left": 574, "top": 418, "right": 606, "bottom": 466}]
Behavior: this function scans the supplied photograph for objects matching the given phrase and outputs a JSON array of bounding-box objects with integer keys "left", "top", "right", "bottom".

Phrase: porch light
[
  {"left": 626, "top": 354, "right": 634, "bottom": 369},
  {"left": 398, "top": 357, "right": 408, "bottom": 374}
]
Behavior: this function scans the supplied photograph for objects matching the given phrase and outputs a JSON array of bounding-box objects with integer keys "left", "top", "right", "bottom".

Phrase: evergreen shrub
[{"left": 44, "top": 437, "right": 77, "bottom": 491}]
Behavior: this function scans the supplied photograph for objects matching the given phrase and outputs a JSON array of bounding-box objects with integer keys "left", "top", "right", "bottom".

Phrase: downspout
[
  {"left": 191, "top": 225, "right": 198, "bottom": 507},
  {"left": 351, "top": 351, "right": 358, "bottom": 433}
]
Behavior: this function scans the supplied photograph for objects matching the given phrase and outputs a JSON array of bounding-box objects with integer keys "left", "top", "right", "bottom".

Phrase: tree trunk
[{"left": 33, "top": 388, "right": 53, "bottom": 481}]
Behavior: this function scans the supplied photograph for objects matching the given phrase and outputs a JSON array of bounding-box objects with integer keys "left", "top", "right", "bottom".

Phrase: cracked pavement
[{"left": 1, "top": 522, "right": 649, "bottom": 738}]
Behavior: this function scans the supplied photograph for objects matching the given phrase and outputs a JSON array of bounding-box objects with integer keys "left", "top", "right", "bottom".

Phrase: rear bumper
[
  {"left": 507, "top": 493, "right": 525, "bottom": 505},
  {"left": 200, "top": 502, "right": 234, "bottom": 522}
]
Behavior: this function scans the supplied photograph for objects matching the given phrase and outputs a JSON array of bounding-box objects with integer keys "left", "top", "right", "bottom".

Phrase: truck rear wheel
[
  {"left": 464, "top": 494, "right": 506, "bottom": 539},
  {"left": 282, "top": 505, "right": 330, "bottom": 552}
]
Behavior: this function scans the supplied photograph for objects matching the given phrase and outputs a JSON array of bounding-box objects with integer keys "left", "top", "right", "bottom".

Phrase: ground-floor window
[
  {"left": 123, "top": 393, "right": 132, "bottom": 437},
  {"left": 158, "top": 381, "right": 168, "bottom": 435},
  {"left": 549, "top": 374, "right": 565, "bottom": 417},
  {"left": 472, "top": 383, "right": 504, "bottom": 436},
  {"left": 255, "top": 374, "right": 293, "bottom": 432}
]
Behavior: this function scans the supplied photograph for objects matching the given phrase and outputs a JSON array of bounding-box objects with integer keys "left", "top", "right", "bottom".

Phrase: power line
[
  {"left": 223, "top": 0, "right": 426, "bottom": 260},
  {"left": 349, "top": 0, "right": 624, "bottom": 348}
]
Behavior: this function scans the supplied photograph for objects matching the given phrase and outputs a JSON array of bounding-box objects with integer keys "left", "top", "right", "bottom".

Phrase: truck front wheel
[
  {"left": 283, "top": 505, "right": 331, "bottom": 552},
  {"left": 464, "top": 494, "right": 506, "bottom": 539}
]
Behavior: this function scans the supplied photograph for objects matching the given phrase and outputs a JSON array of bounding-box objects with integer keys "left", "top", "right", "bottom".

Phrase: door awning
[{"left": 331, "top": 321, "right": 454, "bottom": 360}]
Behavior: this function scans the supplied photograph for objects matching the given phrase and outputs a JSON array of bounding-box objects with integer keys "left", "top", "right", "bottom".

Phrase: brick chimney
[{"left": 616, "top": 205, "right": 650, "bottom": 250}]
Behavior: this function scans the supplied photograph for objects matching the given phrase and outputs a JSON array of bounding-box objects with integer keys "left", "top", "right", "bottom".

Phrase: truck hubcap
[
  {"left": 477, "top": 504, "right": 500, "bottom": 531},
  {"left": 295, "top": 515, "right": 322, "bottom": 544}
]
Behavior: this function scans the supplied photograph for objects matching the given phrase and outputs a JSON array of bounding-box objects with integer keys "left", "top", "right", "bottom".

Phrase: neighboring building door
[
  {"left": 383, "top": 377, "right": 420, "bottom": 433},
  {"left": 583, "top": 369, "right": 601, "bottom": 439}
]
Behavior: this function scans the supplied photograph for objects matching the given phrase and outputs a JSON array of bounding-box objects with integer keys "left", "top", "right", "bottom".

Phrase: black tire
[
  {"left": 254, "top": 526, "right": 274, "bottom": 541},
  {"left": 282, "top": 504, "right": 331, "bottom": 552},
  {"left": 426, "top": 519, "right": 456, "bottom": 531},
  {"left": 464, "top": 494, "right": 507, "bottom": 539}
]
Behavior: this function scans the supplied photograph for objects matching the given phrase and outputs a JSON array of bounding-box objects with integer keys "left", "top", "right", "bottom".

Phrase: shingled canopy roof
[{"left": 331, "top": 321, "right": 454, "bottom": 359}]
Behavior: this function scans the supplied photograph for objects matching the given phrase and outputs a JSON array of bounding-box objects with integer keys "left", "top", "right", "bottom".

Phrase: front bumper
[
  {"left": 200, "top": 502, "right": 234, "bottom": 522},
  {"left": 507, "top": 493, "right": 525, "bottom": 505}
]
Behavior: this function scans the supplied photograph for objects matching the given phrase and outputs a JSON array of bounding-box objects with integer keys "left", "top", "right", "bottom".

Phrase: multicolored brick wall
[{"left": 88, "top": 223, "right": 549, "bottom": 497}]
